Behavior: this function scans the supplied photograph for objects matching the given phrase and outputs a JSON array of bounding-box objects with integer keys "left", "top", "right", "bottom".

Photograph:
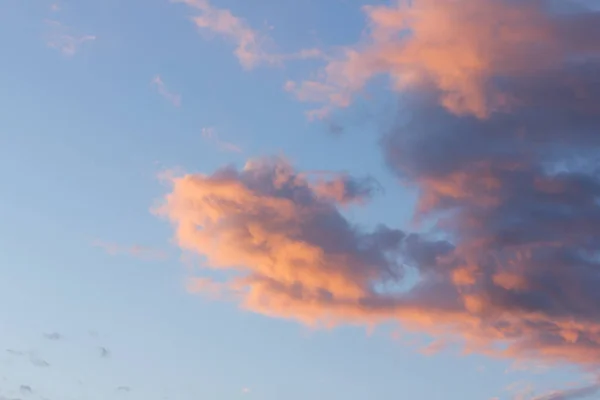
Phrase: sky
[{"left": 1, "top": 0, "right": 600, "bottom": 399}]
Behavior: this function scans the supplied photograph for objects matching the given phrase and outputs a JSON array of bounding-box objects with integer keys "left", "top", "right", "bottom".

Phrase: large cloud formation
[
  {"left": 378, "top": 0, "right": 600, "bottom": 366},
  {"left": 159, "top": 0, "right": 600, "bottom": 368},
  {"left": 287, "top": 0, "right": 600, "bottom": 118},
  {"left": 157, "top": 158, "right": 449, "bottom": 325}
]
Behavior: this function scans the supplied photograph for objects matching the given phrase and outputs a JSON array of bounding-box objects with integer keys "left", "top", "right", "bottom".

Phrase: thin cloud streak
[
  {"left": 173, "top": 0, "right": 323, "bottom": 69},
  {"left": 44, "top": 20, "right": 95, "bottom": 56},
  {"left": 93, "top": 240, "right": 168, "bottom": 261},
  {"left": 201, "top": 127, "right": 242, "bottom": 153},
  {"left": 524, "top": 381, "right": 600, "bottom": 400},
  {"left": 152, "top": 75, "right": 182, "bottom": 107}
]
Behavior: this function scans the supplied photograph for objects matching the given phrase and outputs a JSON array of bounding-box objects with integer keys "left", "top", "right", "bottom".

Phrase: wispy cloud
[
  {"left": 44, "top": 20, "right": 95, "bottom": 56},
  {"left": 508, "top": 380, "right": 600, "bottom": 400},
  {"left": 29, "top": 354, "right": 50, "bottom": 368},
  {"left": 93, "top": 240, "right": 168, "bottom": 261},
  {"left": 99, "top": 346, "right": 110, "bottom": 358},
  {"left": 151, "top": 75, "right": 182, "bottom": 107},
  {"left": 18, "top": 386, "right": 32, "bottom": 396},
  {"left": 43, "top": 332, "right": 62, "bottom": 341},
  {"left": 6, "top": 349, "right": 51, "bottom": 368},
  {"left": 173, "top": 0, "right": 322, "bottom": 69},
  {"left": 527, "top": 383, "right": 600, "bottom": 400},
  {"left": 201, "top": 127, "right": 242, "bottom": 153}
]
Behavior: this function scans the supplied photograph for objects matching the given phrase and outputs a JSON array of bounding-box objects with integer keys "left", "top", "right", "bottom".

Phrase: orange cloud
[
  {"left": 156, "top": 154, "right": 600, "bottom": 367},
  {"left": 288, "top": 0, "right": 600, "bottom": 118},
  {"left": 157, "top": 0, "right": 600, "bottom": 371}
]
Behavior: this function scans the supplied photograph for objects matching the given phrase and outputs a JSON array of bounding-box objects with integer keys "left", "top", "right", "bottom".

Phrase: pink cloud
[
  {"left": 287, "top": 0, "right": 600, "bottom": 118},
  {"left": 511, "top": 379, "right": 600, "bottom": 400},
  {"left": 156, "top": 148, "right": 600, "bottom": 367},
  {"left": 45, "top": 20, "right": 95, "bottom": 56},
  {"left": 201, "top": 127, "right": 242, "bottom": 153},
  {"left": 173, "top": 0, "right": 322, "bottom": 69},
  {"left": 156, "top": 0, "right": 600, "bottom": 375},
  {"left": 93, "top": 240, "right": 168, "bottom": 261},
  {"left": 152, "top": 75, "right": 182, "bottom": 107}
]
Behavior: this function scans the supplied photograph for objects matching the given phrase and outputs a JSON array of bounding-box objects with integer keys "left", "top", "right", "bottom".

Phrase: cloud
[
  {"left": 99, "top": 347, "right": 110, "bottom": 358},
  {"left": 93, "top": 240, "right": 168, "bottom": 261},
  {"left": 523, "top": 381, "right": 600, "bottom": 400},
  {"left": 43, "top": 332, "right": 62, "bottom": 341},
  {"left": 173, "top": 0, "right": 322, "bottom": 69},
  {"left": 156, "top": 156, "right": 442, "bottom": 328},
  {"left": 157, "top": 0, "right": 600, "bottom": 369},
  {"left": 156, "top": 151, "right": 600, "bottom": 365},
  {"left": 201, "top": 127, "right": 242, "bottom": 153},
  {"left": 309, "top": 174, "right": 382, "bottom": 205},
  {"left": 45, "top": 20, "right": 95, "bottom": 56},
  {"left": 18, "top": 386, "right": 32, "bottom": 396},
  {"left": 6, "top": 349, "right": 51, "bottom": 368},
  {"left": 151, "top": 75, "right": 182, "bottom": 107},
  {"left": 287, "top": 0, "right": 600, "bottom": 118},
  {"left": 116, "top": 386, "right": 131, "bottom": 393},
  {"left": 29, "top": 355, "right": 50, "bottom": 368},
  {"left": 375, "top": 0, "right": 600, "bottom": 366}
]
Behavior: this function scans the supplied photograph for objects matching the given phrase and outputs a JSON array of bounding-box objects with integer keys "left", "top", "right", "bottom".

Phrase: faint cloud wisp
[
  {"left": 173, "top": 0, "right": 322, "bottom": 69},
  {"left": 201, "top": 127, "right": 242, "bottom": 153},
  {"left": 44, "top": 20, "right": 96, "bottom": 56},
  {"left": 152, "top": 75, "right": 182, "bottom": 107},
  {"left": 93, "top": 240, "right": 168, "bottom": 261}
]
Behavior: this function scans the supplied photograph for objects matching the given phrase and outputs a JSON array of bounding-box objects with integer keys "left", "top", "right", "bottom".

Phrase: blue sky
[{"left": 2, "top": 1, "right": 600, "bottom": 399}]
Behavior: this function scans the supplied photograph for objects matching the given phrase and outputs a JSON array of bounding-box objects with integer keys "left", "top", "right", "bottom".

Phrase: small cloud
[
  {"left": 19, "top": 386, "right": 32, "bottom": 395},
  {"left": 7, "top": 349, "right": 50, "bottom": 368},
  {"left": 504, "top": 379, "right": 600, "bottom": 400},
  {"left": 93, "top": 240, "right": 168, "bottom": 261},
  {"left": 174, "top": 0, "right": 323, "bottom": 69},
  {"left": 116, "top": 386, "right": 131, "bottom": 393},
  {"left": 44, "top": 19, "right": 95, "bottom": 56},
  {"left": 152, "top": 75, "right": 181, "bottom": 107},
  {"left": 99, "top": 347, "right": 110, "bottom": 358},
  {"left": 50, "top": 3, "right": 60, "bottom": 12},
  {"left": 201, "top": 127, "right": 242, "bottom": 153},
  {"left": 43, "top": 332, "right": 62, "bottom": 341},
  {"left": 419, "top": 338, "right": 448, "bottom": 356},
  {"left": 29, "top": 355, "right": 50, "bottom": 368},
  {"left": 242, "top": 388, "right": 251, "bottom": 394}
]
